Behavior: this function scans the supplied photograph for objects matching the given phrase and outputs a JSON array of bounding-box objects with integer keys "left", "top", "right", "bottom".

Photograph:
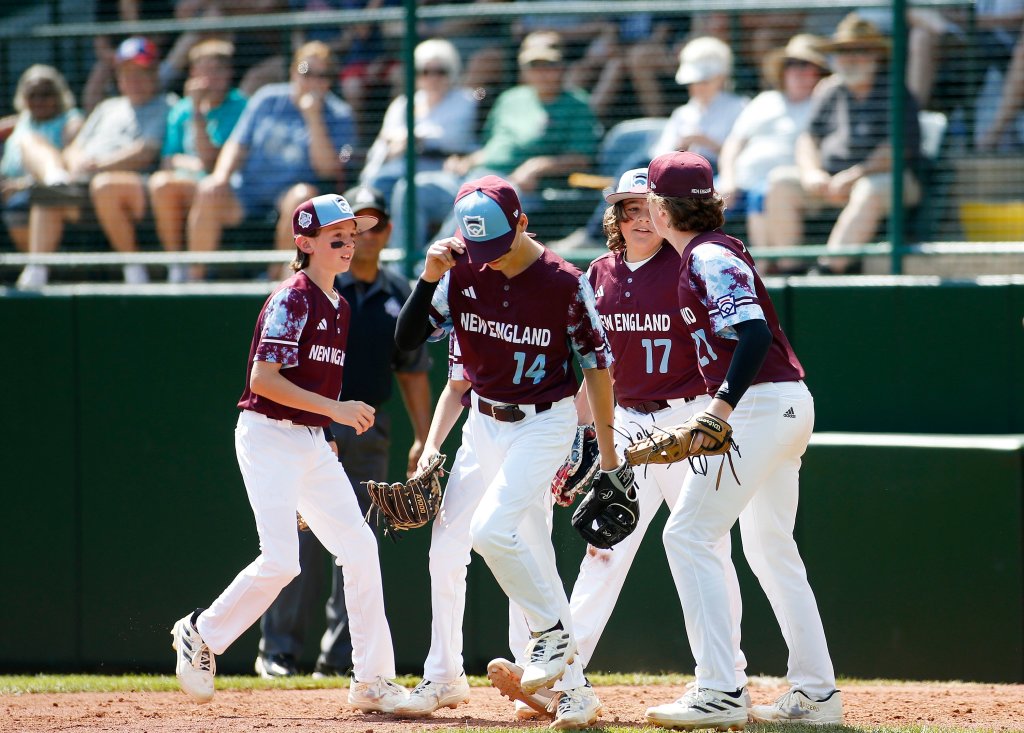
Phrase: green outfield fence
[
  {"left": 0, "top": 0, "right": 1023, "bottom": 281},
  {"left": 1, "top": 280, "right": 1022, "bottom": 680}
]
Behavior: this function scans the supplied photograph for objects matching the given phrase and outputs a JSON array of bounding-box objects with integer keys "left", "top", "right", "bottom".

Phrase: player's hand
[
  {"left": 827, "top": 166, "right": 862, "bottom": 201},
  {"left": 328, "top": 439, "right": 339, "bottom": 457},
  {"left": 184, "top": 76, "right": 213, "bottom": 110},
  {"left": 688, "top": 402, "right": 734, "bottom": 456},
  {"left": 421, "top": 237, "right": 465, "bottom": 282},
  {"left": 332, "top": 400, "right": 375, "bottom": 435}
]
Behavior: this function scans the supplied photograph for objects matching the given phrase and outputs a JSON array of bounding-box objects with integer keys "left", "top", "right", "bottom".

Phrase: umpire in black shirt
[{"left": 256, "top": 185, "right": 433, "bottom": 678}]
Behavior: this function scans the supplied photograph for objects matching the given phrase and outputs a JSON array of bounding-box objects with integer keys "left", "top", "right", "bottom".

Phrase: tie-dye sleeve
[
  {"left": 568, "top": 274, "right": 613, "bottom": 369},
  {"left": 689, "top": 243, "right": 764, "bottom": 340},
  {"left": 427, "top": 271, "right": 454, "bottom": 340},
  {"left": 255, "top": 287, "right": 309, "bottom": 367}
]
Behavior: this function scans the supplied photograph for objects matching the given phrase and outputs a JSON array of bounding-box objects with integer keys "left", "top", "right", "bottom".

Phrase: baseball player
[
  {"left": 170, "top": 194, "right": 408, "bottom": 714},
  {"left": 393, "top": 175, "right": 622, "bottom": 729},
  {"left": 497, "top": 168, "right": 750, "bottom": 720},
  {"left": 642, "top": 151, "right": 841, "bottom": 729}
]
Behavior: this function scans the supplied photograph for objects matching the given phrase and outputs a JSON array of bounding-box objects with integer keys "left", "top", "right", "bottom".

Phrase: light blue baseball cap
[
  {"left": 292, "top": 193, "right": 378, "bottom": 237},
  {"left": 605, "top": 167, "right": 650, "bottom": 204},
  {"left": 453, "top": 175, "right": 523, "bottom": 263}
]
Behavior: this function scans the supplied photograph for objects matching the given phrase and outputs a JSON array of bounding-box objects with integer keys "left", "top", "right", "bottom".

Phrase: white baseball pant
[
  {"left": 195, "top": 409, "right": 397, "bottom": 681},
  {"left": 422, "top": 396, "right": 585, "bottom": 690},
  {"left": 663, "top": 381, "right": 835, "bottom": 696},
  {"left": 567, "top": 397, "right": 748, "bottom": 687}
]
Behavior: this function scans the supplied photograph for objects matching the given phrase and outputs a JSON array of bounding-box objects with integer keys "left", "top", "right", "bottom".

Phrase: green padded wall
[{"left": 0, "top": 295, "right": 78, "bottom": 667}]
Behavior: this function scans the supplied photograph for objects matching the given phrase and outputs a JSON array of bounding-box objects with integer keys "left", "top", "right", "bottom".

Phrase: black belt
[
  {"left": 622, "top": 396, "right": 697, "bottom": 414},
  {"left": 477, "top": 398, "right": 552, "bottom": 423}
]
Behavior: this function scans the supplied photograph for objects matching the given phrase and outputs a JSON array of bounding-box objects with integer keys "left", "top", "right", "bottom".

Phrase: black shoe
[
  {"left": 28, "top": 182, "right": 90, "bottom": 207},
  {"left": 312, "top": 659, "right": 352, "bottom": 678},
  {"left": 255, "top": 653, "right": 299, "bottom": 678}
]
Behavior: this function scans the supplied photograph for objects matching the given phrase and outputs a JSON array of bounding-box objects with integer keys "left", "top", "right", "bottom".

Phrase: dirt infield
[{"left": 4, "top": 680, "right": 1023, "bottom": 732}]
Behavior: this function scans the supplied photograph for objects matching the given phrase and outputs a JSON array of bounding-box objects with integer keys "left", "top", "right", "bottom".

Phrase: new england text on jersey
[
  {"left": 459, "top": 312, "right": 553, "bottom": 346},
  {"left": 599, "top": 312, "right": 672, "bottom": 333}
]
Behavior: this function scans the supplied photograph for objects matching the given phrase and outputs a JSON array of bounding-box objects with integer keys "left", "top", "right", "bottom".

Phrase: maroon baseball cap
[
  {"left": 647, "top": 151, "right": 715, "bottom": 200},
  {"left": 453, "top": 175, "right": 524, "bottom": 263}
]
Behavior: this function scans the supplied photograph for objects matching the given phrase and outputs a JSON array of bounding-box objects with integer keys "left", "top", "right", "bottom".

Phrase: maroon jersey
[
  {"left": 429, "top": 246, "right": 612, "bottom": 405},
  {"left": 237, "top": 271, "right": 351, "bottom": 426},
  {"left": 587, "top": 244, "right": 705, "bottom": 404},
  {"left": 678, "top": 229, "right": 803, "bottom": 391}
]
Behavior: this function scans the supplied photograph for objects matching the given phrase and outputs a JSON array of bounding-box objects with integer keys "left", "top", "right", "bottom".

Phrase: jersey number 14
[{"left": 512, "top": 351, "right": 546, "bottom": 384}]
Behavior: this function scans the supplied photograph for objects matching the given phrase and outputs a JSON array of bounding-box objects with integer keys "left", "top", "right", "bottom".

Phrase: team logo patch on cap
[
  {"left": 463, "top": 215, "right": 486, "bottom": 238},
  {"left": 335, "top": 197, "right": 353, "bottom": 215},
  {"left": 632, "top": 172, "right": 648, "bottom": 188},
  {"left": 298, "top": 211, "right": 313, "bottom": 229}
]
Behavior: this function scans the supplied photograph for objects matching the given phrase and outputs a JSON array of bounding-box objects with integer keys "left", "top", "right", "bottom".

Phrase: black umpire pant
[{"left": 259, "top": 410, "right": 390, "bottom": 671}]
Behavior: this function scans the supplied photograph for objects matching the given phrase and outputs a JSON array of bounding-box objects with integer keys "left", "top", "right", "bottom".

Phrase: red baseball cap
[
  {"left": 453, "top": 175, "right": 524, "bottom": 263},
  {"left": 116, "top": 37, "right": 159, "bottom": 67},
  {"left": 647, "top": 151, "right": 715, "bottom": 200}
]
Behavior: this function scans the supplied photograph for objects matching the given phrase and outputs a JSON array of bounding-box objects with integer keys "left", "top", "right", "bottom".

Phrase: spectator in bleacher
[
  {"left": 977, "top": 14, "right": 1024, "bottom": 150},
  {"left": 146, "top": 40, "right": 247, "bottom": 283},
  {"left": 390, "top": 31, "right": 600, "bottom": 254},
  {"left": 83, "top": 0, "right": 176, "bottom": 113},
  {"left": 15, "top": 37, "right": 173, "bottom": 289},
  {"left": 716, "top": 35, "right": 830, "bottom": 252},
  {"left": 762, "top": 13, "right": 922, "bottom": 274},
  {"left": 1, "top": 66, "right": 83, "bottom": 253},
  {"left": 360, "top": 38, "right": 478, "bottom": 204},
  {"left": 185, "top": 41, "right": 355, "bottom": 280},
  {"left": 649, "top": 36, "right": 748, "bottom": 171}
]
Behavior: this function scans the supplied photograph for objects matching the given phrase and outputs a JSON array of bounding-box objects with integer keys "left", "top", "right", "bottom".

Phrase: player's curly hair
[
  {"left": 649, "top": 192, "right": 726, "bottom": 233},
  {"left": 602, "top": 202, "right": 627, "bottom": 253}
]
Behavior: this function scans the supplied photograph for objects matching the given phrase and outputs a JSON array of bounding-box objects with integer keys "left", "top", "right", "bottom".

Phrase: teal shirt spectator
[
  {"left": 162, "top": 88, "right": 247, "bottom": 175},
  {"left": 227, "top": 83, "right": 355, "bottom": 217},
  {"left": 477, "top": 85, "right": 600, "bottom": 187},
  {"left": 0, "top": 108, "right": 83, "bottom": 179}
]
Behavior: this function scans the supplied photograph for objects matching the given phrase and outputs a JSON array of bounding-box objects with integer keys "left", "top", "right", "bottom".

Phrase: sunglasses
[
  {"left": 784, "top": 59, "right": 819, "bottom": 71},
  {"left": 417, "top": 67, "right": 449, "bottom": 77},
  {"left": 523, "top": 59, "right": 561, "bottom": 70}
]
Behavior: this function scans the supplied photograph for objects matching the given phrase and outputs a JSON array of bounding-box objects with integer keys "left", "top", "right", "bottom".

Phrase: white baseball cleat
[
  {"left": 646, "top": 687, "right": 748, "bottom": 730},
  {"left": 487, "top": 657, "right": 556, "bottom": 718},
  {"left": 749, "top": 688, "right": 843, "bottom": 725},
  {"left": 550, "top": 682, "right": 603, "bottom": 730},
  {"left": 521, "top": 629, "right": 576, "bottom": 693},
  {"left": 393, "top": 675, "right": 471, "bottom": 717},
  {"left": 170, "top": 610, "right": 216, "bottom": 704},
  {"left": 348, "top": 676, "right": 408, "bottom": 713}
]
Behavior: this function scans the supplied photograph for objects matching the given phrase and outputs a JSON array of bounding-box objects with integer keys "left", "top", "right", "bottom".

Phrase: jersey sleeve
[
  {"left": 447, "top": 332, "right": 465, "bottom": 381},
  {"left": 427, "top": 271, "right": 454, "bottom": 340},
  {"left": 568, "top": 274, "right": 613, "bottom": 369},
  {"left": 255, "top": 287, "right": 310, "bottom": 367},
  {"left": 689, "top": 243, "right": 765, "bottom": 340}
]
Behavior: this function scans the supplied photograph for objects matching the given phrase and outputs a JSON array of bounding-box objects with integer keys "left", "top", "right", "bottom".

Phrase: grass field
[{"left": 2, "top": 674, "right": 1021, "bottom": 733}]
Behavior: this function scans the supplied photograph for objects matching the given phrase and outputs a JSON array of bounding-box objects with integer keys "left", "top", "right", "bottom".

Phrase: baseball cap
[
  {"left": 675, "top": 36, "right": 732, "bottom": 85},
  {"left": 518, "top": 31, "right": 563, "bottom": 66},
  {"left": 342, "top": 184, "right": 390, "bottom": 219},
  {"left": 605, "top": 168, "right": 650, "bottom": 204},
  {"left": 647, "top": 152, "right": 715, "bottom": 200},
  {"left": 292, "top": 193, "right": 378, "bottom": 237},
  {"left": 453, "top": 175, "right": 524, "bottom": 263},
  {"left": 116, "top": 37, "right": 159, "bottom": 67}
]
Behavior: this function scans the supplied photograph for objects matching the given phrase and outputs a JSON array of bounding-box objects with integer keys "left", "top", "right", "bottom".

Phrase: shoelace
[
  {"left": 411, "top": 680, "right": 434, "bottom": 696},
  {"left": 529, "top": 632, "right": 562, "bottom": 662},
  {"left": 192, "top": 638, "right": 215, "bottom": 674}
]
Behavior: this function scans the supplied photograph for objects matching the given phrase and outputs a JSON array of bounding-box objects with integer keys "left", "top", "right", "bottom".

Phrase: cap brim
[
  {"left": 455, "top": 227, "right": 515, "bottom": 263},
  {"left": 605, "top": 189, "right": 649, "bottom": 204},
  {"left": 320, "top": 213, "right": 379, "bottom": 233}
]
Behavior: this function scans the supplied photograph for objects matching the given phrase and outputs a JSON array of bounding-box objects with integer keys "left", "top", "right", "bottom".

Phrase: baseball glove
[
  {"left": 623, "top": 413, "right": 740, "bottom": 489},
  {"left": 363, "top": 452, "right": 446, "bottom": 537},
  {"left": 551, "top": 424, "right": 600, "bottom": 507},
  {"left": 571, "top": 462, "right": 639, "bottom": 549}
]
